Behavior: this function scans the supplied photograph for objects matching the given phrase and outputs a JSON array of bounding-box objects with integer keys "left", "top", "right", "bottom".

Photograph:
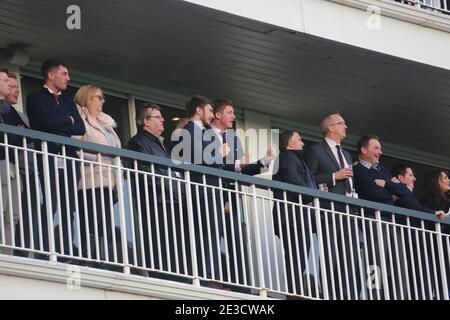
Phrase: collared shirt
[
  {"left": 44, "top": 85, "right": 62, "bottom": 99},
  {"left": 44, "top": 85, "right": 64, "bottom": 168},
  {"left": 359, "top": 159, "right": 374, "bottom": 170},
  {"left": 325, "top": 137, "right": 354, "bottom": 196},
  {"left": 210, "top": 123, "right": 242, "bottom": 172},
  {"left": 192, "top": 119, "right": 205, "bottom": 130}
]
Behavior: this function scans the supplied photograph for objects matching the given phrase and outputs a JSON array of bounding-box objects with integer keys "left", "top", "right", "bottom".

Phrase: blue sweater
[
  {"left": 26, "top": 87, "right": 85, "bottom": 155},
  {"left": 353, "top": 162, "right": 409, "bottom": 205}
]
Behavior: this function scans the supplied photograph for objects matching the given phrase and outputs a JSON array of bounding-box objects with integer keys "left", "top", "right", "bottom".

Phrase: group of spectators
[
  {"left": 0, "top": 58, "right": 449, "bottom": 297},
  {"left": 272, "top": 114, "right": 449, "bottom": 298}
]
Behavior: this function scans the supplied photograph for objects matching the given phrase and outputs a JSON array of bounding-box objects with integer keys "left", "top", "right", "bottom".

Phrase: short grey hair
[
  {"left": 320, "top": 112, "right": 341, "bottom": 135},
  {"left": 135, "top": 103, "right": 161, "bottom": 129}
]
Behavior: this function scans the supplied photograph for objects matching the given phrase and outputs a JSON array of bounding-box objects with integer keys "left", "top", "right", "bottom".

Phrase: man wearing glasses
[
  {"left": 126, "top": 103, "right": 185, "bottom": 278},
  {"left": 303, "top": 112, "right": 360, "bottom": 299}
]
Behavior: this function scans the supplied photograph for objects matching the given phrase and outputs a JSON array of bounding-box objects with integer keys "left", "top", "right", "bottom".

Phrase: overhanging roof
[{"left": 0, "top": 0, "right": 449, "bottom": 166}]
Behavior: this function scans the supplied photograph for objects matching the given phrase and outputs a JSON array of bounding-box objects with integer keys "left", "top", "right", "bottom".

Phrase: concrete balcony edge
[{"left": 0, "top": 255, "right": 271, "bottom": 300}]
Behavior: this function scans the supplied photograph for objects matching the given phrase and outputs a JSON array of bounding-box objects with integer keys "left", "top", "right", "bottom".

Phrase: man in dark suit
[
  {"left": 272, "top": 130, "right": 318, "bottom": 296},
  {"left": 210, "top": 98, "right": 276, "bottom": 285},
  {"left": 304, "top": 113, "right": 361, "bottom": 299},
  {"left": 26, "top": 59, "right": 85, "bottom": 258},
  {"left": 0, "top": 67, "right": 28, "bottom": 255},
  {"left": 172, "top": 95, "right": 228, "bottom": 282},
  {"left": 304, "top": 113, "right": 354, "bottom": 197}
]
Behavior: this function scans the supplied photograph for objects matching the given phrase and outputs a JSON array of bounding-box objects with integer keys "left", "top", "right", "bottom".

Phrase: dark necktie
[
  {"left": 221, "top": 131, "right": 228, "bottom": 165},
  {"left": 336, "top": 145, "right": 351, "bottom": 193},
  {"left": 221, "top": 131, "right": 227, "bottom": 144},
  {"left": 52, "top": 93, "right": 60, "bottom": 103}
]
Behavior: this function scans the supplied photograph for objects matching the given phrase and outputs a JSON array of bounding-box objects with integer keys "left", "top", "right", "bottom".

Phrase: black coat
[
  {"left": 272, "top": 149, "right": 317, "bottom": 204},
  {"left": 272, "top": 149, "right": 317, "bottom": 231},
  {"left": 421, "top": 192, "right": 450, "bottom": 213},
  {"left": 0, "top": 102, "right": 27, "bottom": 162},
  {"left": 126, "top": 128, "right": 182, "bottom": 203}
]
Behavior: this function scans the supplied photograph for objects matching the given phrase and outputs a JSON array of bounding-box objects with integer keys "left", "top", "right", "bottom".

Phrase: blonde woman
[{"left": 73, "top": 85, "right": 121, "bottom": 263}]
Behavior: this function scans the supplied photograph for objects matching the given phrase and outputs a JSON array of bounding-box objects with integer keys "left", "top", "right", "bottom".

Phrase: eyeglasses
[
  {"left": 146, "top": 115, "right": 164, "bottom": 120},
  {"left": 94, "top": 95, "right": 106, "bottom": 103},
  {"left": 330, "top": 121, "right": 346, "bottom": 126}
]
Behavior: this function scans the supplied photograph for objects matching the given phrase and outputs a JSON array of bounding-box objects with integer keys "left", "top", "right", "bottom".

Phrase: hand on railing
[{"left": 435, "top": 210, "right": 447, "bottom": 220}]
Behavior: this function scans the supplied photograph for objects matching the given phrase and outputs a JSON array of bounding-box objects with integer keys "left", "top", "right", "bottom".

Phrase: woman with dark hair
[
  {"left": 421, "top": 169, "right": 450, "bottom": 215},
  {"left": 421, "top": 169, "right": 450, "bottom": 299}
]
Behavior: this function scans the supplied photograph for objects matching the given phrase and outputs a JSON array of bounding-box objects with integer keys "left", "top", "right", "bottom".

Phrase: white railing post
[
  {"left": 314, "top": 197, "right": 329, "bottom": 299},
  {"left": 435, "top": 222, "right": 449, "bottom": 300},
  {"left": 250, "top": 184, "right": 266, "bottom": 296},
  {"left": 41, "top": 141, "right": 56, "bottom": 262},
  {"left": 115, "top": 157, "right": 129, "bottom": 275},
  {"left": 184, "top": 170, "right": 199, "bottom": 286},
  {"left": 375, "top": 210, "right": 390, "bottom": 299}
]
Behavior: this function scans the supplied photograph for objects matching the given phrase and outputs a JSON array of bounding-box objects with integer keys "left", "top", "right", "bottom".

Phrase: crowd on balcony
[{"left": 0, "top": 59, "right": 449, "bottom": 297}]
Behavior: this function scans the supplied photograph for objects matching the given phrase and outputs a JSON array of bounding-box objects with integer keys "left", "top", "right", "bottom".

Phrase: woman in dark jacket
[
  {"left": 422, "top": 169, "right": 450, "bottom": 215},
  {"left": 421, "top": 169, "right": 450, "bottom": 299}
]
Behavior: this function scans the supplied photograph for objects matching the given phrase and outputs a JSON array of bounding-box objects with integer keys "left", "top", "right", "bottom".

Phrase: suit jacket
[
  {"left": 272, "top": 149, "right": 317, "bottom": 231},
  {"left": 126, "top": 128, "right": 181, "bottom": 203},
  {"left": 304, "top": 139, "right": 353, "bottom": 196},
  {"left": 272, "top": 149, "right": 317, "bottom": 204},
  {"left": 211, "top": 129, "right": 264, "bottom": 177},
  {"left": 0, "top": 102, "right": 27, "bottom": 162},
  {"left": 353, "top": 162, "right": 409, "bottom": 205},
  {"left": 177, "top": 120, "right": 224, "bottom": 186}
]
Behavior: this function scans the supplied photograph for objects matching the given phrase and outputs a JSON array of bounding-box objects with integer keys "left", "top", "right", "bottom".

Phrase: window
[{"left": 20, "top": 75, "right": 130, "bottom": 145}]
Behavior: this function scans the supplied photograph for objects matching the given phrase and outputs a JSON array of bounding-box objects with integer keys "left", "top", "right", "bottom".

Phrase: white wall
[{"left": 184, "top": 0, "right": 450, "bottom": 70}]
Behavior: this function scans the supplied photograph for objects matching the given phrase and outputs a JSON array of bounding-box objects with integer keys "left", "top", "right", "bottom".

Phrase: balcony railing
[
  {"left": 394, "top": 0, "right": 450, "bottom": 14},
  {"left": 0, "top": 124, "right": 448, "bottom": 300}
]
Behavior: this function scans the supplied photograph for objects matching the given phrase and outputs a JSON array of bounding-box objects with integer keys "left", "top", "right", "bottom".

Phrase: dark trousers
[
  {"left": 77, "top": 188, "right": 118, "bottom": 261},
  {"left": 361, "top": 214, "right": 409, "bottom": 300},
  {"left": 223, "top": 192, "right": 251, "bottom": 285},
  {"left": 37, "top": 155, "right": 80, "bottom": 256},
  {"left": 134, "top": 196, "right": 190, "bottom": 276},
  {"left": 274, "top": 203, "right": 363, "bottom": 299},
  {"left": 191, "top": 185, "right": 223, "bottom": 281},
  {"left": 14, "top": 170, "right": 40, "bottom": 256}
]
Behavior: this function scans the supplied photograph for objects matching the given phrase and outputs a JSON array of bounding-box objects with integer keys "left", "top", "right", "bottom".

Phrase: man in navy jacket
[
  {"left": 353, "top": 135, "right": 408, "bottom": 206},
  {"left": 353, "top": 135, "right": 409, "bottom": 299},
  {"left": 172, "top": 95, "right": 227, "bottom": 282},
  {"left": 210, "top": 98, "right": 276, "bottom": 286},
  {"left": 26, "top": 59, "right": 85, "bottom": 258}
]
